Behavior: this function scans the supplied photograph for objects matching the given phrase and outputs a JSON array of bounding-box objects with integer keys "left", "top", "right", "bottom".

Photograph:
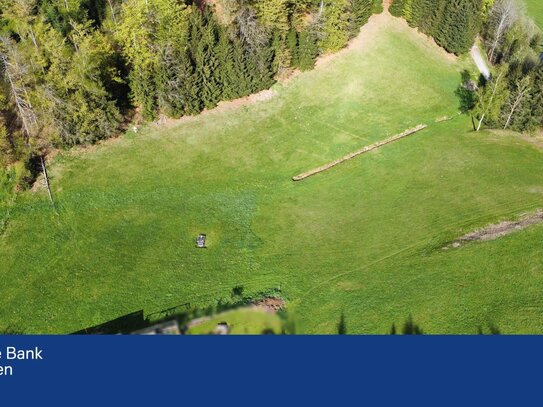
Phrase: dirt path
[{"left": 470, "top": 44, "right": 491, "bottom": 80}]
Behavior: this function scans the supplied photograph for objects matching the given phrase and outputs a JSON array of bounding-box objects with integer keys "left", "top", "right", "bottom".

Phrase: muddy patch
[{"left": 446, "top": 210, "right": 543, "bottom": 248}]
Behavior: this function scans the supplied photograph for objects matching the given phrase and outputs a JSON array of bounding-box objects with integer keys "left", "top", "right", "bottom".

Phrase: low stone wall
[{"left": 292, "top": 124, "right": 428, "bottom": 181}]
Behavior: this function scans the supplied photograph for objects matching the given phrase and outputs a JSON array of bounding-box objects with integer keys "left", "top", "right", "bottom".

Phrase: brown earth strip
[
  {"left": 448, "top": 210, "right": 543, "bottom": 248},
  {"left": 251, "top": 297, "right": 285, "bottom": 314},
  {"left": 292, "top": 124, "right": 427, "bottom": 181}
]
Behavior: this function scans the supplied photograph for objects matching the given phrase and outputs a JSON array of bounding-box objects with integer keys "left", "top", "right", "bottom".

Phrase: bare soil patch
[
  {"left": 251, "top": 297, "right": 285, "bottom": 314},
  {"left": 519, "top": 133, "right": 543, "bottom": 151},
  {"left": 448, "top": 210, "right": 543, "bottom": 248},
  {"left": 154, "top": 89, "right": 278, "bottom": 130}
]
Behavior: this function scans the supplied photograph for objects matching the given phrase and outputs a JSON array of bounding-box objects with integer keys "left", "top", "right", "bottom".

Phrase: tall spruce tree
[
  {"left": 433, "top": 0, "right": 483, "bottom": 54},
  {"left": 351, "top": 0, "right": 377, "bottom": 30},
  {"left": 297, "top": 29, "right": 318, "bottom": 71},
  {"left": 287, "top": 27, "right": 299, "bottom": 68},
  {"left": 231, "top": 36, "right": 253, "bottom": 98},
  {"left": 194, "top": 10, "right": 221, "bottom": 110},
  {"left": 389, "top": 0, "right": 405, "bottom": 17},
  {"left": 215, "top": 26, "right": 237, "bottom": 101}
]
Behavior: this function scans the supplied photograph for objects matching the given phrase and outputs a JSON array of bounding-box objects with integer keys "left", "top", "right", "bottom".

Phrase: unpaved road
[{"left": 470, "top": 45, "right": 491, "bottom": 80}]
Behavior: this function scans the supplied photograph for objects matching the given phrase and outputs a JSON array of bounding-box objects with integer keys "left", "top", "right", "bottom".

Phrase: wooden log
[{"left": 292, "top": 124, "right": 427, "bottom": 181}]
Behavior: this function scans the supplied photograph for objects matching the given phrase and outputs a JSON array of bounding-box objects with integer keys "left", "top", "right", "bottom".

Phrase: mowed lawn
[
  {"left": 526, "top": 0, "right": 543, "bottom": 29},
  {"left": 2, "top": 15, "right": 543, "bottom": 334}
]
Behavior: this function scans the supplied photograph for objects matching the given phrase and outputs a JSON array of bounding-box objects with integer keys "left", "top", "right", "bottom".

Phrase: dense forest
[
  {"left": 0, "top": 0, "right": 381, "bottom": 187},
  {"left": 474, "top": 0, "right": 543, "bottom": 132},
  {"left": 390, "top": 0, "right": 543, "bottom": 132},
  {"left": 390, "top": 0, "right": 488, "bottom": 54},
  {"left": 1, "top": 0, "right": 542, "bottom": 195}
]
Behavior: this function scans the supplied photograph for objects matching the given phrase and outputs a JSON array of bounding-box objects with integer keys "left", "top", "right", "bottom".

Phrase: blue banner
[{"left": 0, "top": 336, "right": 540, "bottom": 405}]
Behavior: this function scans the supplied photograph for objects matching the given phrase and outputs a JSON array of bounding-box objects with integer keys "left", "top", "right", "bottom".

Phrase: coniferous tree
[
  {"left": 528, "top": 66, "right": 543, "bottom": 129},
  {"left": 402, "top": 0, "right": 415, "bottom": 22},
  {"left": 231, "top": 36, "right": 252, "bottom": 98},
  {"left": 249, "top": 40, "right": 275, "bottom": 91},
  {"left": 215, "top": 26, "right": 237, "bottom": 101},
  {"left": 297, "top": 29, "right": 318, "bottom": 71},
  {"left": 506, "top": 64, "right": 543, "bottom": 131},
  {"left": 156, "top": 45, "right": 188, "bottom": 118},
  {"left": 271, "top": 30, "right": 290, "bottom": 75},
  {"left": 390, "top": 0, "right": 483, "bottom": 55},
  {"left": 433, "top": 0, "right": 483, "bottom": 54},
  {"left": 337, "top": 313, "right": 347, "bottom": 335},
  {"left": 389, "top": 0, "right": 405, "bottom": 17},
  {"left": 287, "top": 27, "right": 299, "bottom": 68},
  {"left": 195, "top": 11, "right": 221, "bottom": 109},
  {"left": 351, "top": 0, "right": 377, "bottom": 30},
  {"left": 253, "top": 0, "right": 290, "bottom": 32},
  {"left": 410, "top": 0, "right": 437, "bottom": 33}
]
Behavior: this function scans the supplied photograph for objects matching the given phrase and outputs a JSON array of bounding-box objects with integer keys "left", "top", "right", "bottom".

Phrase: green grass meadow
[
  {"left": 526, "top": 0, "right": 543, "bottom": 29},
  {"left": 2, "top": 16, "right": 543, "bottom": 334}
]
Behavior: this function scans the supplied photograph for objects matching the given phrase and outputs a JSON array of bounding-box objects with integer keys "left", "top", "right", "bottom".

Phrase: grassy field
[
  {"left": 2, "top": 13, "right": 543, "bottom": 334},
  {"left": 526, "top": 0, "right": 543, "bottom": 29}
]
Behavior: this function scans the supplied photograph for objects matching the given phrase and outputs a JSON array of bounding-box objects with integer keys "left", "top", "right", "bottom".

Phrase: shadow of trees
[
  {"left": 0, "top": 326, "right": 24, "bottom": 335},
  {"left": 389, "top": 315, "right": 424, "bottom": 335},
  {"left": 337, "top": 313, "right": 347, "bottom": 335},
  {"left": 388, "top": 316, "right": 503, "bottom": 335},
  {"left": 455, "top": 70, "right": 477, "bottom": 113},
  {"left": 477, "top": 323, "right": 501, "bottom": 335}
]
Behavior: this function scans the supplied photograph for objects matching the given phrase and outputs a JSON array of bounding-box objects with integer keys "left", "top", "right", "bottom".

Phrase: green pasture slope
[
  {"left": 2, "top": 14, "right": 543, "bottom": 334},
  {"left": 526, "top": 0, "right": 543, "bottom": 29}
]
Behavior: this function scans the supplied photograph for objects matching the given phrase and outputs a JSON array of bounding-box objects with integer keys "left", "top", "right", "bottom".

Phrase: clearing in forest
[{"left": 2, "top": 11, "right": 543, "bottom": 334}]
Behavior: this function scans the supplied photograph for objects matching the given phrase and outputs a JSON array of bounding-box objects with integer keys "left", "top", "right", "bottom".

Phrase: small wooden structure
[{"left": 196, "top": 234, "right": 207, "bottom": 248}]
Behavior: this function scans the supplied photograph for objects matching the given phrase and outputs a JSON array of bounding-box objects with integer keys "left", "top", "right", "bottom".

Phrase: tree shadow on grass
[
  {"left": 477, "top": 323, "right": 501, "bottom": 335},
  {"left": 389, "top": 315, "right": 424, "bottom": 335},
  {"left": 455, "top": 70, "right": 477, "bottom": 113},
  {"left": 0, "top": 326, "right": 25, "bottom": 335},
  {"left": 337, "top": 312, "right": 347, "bottom": 335}
]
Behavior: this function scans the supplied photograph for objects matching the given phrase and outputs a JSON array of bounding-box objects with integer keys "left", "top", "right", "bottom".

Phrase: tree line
[
  {"left": 389, "top": 0, "right": 488, "bottom": 54},
  {"left": 0, "top": 0, "right": 381, "bottom": 188},
  {"left": 472, "top": 0, "right": 543, "bottom": 132},
  {"left": 390, "top": 0, "right": 542, "bottom": 132}
]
